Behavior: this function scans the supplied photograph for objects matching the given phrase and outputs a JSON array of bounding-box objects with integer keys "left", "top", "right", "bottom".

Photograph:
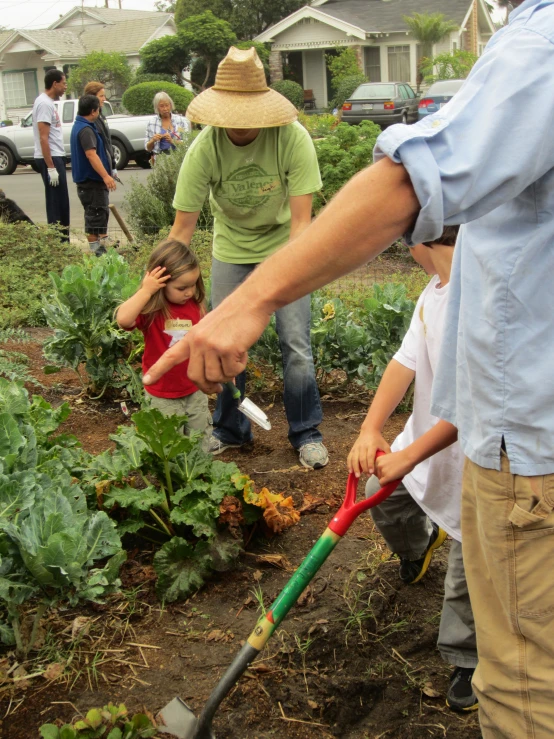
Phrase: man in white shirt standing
[{"left": 32, "top": 70, "right": 70, "bottom": 242}]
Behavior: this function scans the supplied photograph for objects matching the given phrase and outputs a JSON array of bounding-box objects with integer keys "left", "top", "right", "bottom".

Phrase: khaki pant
[
  {"left": 462, "top": 454, "right": 554, "bottom": 738},
  {"left": 147, "top": 392, "right": 212, "bottom": 446}
]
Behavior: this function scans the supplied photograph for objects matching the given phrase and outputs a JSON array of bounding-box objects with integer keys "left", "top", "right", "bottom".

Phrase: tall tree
[
  {"left": 67, "top": 51, "right": 132, "bottom": 97},
  {"left": 231, "top": 0, "right": 304, "bottom": 39},
  {"left": 179, "top": 11, "right": 237, "bottom": 91},
  {"left": 174, "top": 0, "right": 233, "bottom": 26},
  {"left": 139, "top": 34, "right": 191, "bottom": 83},
  {"left": 403, "top": 12, "right": 459, "bottom": 87}
]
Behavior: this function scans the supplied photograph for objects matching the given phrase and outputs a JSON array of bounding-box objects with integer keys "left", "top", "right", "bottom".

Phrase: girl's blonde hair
[{"left": 141, "top": 238, "right": 205, "bottom": 326}]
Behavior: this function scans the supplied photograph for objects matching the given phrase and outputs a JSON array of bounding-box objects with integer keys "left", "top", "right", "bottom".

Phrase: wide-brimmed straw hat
[{"left": 186, "top": 47, "right": 298, "bottom": 129}]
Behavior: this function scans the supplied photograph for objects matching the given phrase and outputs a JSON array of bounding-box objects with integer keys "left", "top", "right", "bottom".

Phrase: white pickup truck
[{"left": 0, "top": 98, "right": 152, "bottom": 175}]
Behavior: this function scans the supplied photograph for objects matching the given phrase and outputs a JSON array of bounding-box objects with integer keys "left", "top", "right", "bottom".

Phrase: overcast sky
[{"left": 0, "top": 0, "right": 506, "bottom": 33}]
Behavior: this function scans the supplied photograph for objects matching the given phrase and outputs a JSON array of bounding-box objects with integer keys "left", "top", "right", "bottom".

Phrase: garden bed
[{"left": 0, "top": 337, "right": 480, "bottom": 739}]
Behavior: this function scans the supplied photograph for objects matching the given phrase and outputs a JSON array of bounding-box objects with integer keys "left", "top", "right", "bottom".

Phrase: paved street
[{"left": 1, "top": 164, "right": 151, "bottom": 233}]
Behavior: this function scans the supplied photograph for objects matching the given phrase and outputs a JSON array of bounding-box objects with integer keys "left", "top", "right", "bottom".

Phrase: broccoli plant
[{"left": 42, "top": 251, "right": 141, "bottom": 398}]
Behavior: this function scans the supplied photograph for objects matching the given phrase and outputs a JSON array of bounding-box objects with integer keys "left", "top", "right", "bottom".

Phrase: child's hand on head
[
  {"left": 347, "top": 430, "right": 390, "bottom": 478},
  {"left": 375, "top": 449, "right": 414, "bottom": 485},
  {"left": 142, "top": 266, "right": 171, "bottom": 296}
]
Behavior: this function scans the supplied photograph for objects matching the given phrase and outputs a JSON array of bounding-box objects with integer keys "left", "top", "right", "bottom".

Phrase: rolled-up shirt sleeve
[{"left": 374, "top": 26, "right": 554, "bottom": 245}]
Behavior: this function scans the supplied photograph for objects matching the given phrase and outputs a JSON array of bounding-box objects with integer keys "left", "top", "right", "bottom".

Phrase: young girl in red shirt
[{"left": 117, "top": 238, "right": 211, "bottom": 442}]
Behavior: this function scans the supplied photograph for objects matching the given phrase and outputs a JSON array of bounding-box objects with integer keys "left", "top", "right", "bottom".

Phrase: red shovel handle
[{"left": 328, "top": 451, "right": 401, "bottom": 537}]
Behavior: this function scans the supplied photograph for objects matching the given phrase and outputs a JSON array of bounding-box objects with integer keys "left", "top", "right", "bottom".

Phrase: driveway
[{"left": 1, "top": 165, "right": 151, "bottom": 233}]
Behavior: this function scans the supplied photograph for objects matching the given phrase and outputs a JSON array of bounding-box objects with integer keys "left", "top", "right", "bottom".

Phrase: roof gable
[{"left": 257, "top": 0, "right": 494, "bottom": 41}]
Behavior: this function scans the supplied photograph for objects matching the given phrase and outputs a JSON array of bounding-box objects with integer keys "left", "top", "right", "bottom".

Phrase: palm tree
[{"left": 404, "top": 12, "right": 459, "bottom": 88}]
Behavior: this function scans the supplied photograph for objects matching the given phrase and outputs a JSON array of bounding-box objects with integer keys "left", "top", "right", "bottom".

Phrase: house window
[
  {"left": 452, "top": 40, "right": 458, "bottom": 51},
  {"left": 387, "top": 45, "right": 410, "bottom": 82},
  {"left": 2, "top": 70, "right": 38, "bottom": 107},
  {"left": 364, "top": 47, "right": 381, "bottom": 82}
]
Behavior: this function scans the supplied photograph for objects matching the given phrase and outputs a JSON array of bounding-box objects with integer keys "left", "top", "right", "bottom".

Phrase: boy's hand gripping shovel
[{"left": 158, "top": 453, "right": 400, "bottom": 739}]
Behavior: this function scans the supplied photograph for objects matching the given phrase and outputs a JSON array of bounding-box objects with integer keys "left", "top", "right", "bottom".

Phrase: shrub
[
  {"left": 0, "top": 120, "right": 13, "bottom": 127},
  {"left": 298, "top": 111, "right": 338, "bottom": 138},
  {"left": 122, "top": 81, "right": 194, "bottom": 116},
  {"left": 0, "top": 223, "right": 82, "bottom": 328},
  {"left": 329, "top": 72, "right": 367, "bottom": 111},
  {"left": 124, "top": 133, "right": 212, "bottom": 236},
  {"left": 270, "top": 79, "right": 304, "bottom": 110},
  {"left": 326, "top": 47, "right": 361, "bottom": 93},
  {"left": 313, "top": 120, "right": 382, "bottom": 212},
  {"left": 133, "top": 70, "right": 177, "bottom": 86},
  {"left": 250, "top": 283, "right": 414, "bottom": 390}
]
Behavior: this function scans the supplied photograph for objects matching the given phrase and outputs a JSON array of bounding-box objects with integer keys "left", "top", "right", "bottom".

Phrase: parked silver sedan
[{"left": 341, "top": 82, "right": 420, "bottom": 127}]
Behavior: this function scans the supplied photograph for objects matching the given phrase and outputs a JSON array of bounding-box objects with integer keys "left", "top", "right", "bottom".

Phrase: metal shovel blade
[
  {"left": 238, "top": 397, "right": 272, "bottom": 431},
  {"left": 157, "top": 697, "right": 214, "bottom": 739}
]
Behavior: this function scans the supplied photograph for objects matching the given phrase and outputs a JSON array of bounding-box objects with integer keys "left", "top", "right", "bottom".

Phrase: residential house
[
  {"left": 0, "top": 7, "right": 176, "bottom": 121},
  {"left": 255, "top": 0, "right": 496, "bottom": 109}
]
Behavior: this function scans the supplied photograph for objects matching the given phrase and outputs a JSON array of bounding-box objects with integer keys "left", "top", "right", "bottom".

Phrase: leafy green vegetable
[
  {"left": 42, "top": 251, "right": 141, "bottom": 398},
  {"left": 0, "top": 380, "right": 125, "bottom": 656}
]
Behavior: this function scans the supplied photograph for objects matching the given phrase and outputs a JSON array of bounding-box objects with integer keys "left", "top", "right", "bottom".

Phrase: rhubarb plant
[{"left": 82, "top": 407, "right": 296, "bottom": 602}]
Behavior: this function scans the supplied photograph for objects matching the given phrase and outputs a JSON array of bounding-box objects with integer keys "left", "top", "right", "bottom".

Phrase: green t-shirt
[{"left": 173, "top": 123, "right": 322, "bottom": 264}]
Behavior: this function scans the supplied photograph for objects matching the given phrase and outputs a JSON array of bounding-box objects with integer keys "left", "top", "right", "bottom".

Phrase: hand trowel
[{"left": 223, "top": 381, "right": 271, "bottom": 431}]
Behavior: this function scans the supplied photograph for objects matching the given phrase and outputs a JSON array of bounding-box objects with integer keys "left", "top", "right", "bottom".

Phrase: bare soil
[{"left": 0, "top": 337, "right": 481, "bottom": 739}]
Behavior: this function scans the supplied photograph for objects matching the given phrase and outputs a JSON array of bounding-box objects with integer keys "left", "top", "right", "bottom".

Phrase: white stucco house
[
  {"left": 256, "top": 0, "right": 496, "bottom": 109},
  {"left": 0, "top": 7, "right": 176, "bottom": 122}
]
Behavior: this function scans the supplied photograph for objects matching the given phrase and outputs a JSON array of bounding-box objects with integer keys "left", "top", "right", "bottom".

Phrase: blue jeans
[{"left": 210, "top": 258, "right": 323, "bottom": 448}]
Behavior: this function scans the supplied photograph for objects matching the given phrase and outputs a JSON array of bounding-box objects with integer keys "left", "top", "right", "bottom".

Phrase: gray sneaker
[
  {"left": 205, "top": 434, "right": 242, "bottom": 456},
  {"left": 298, "top": 442, "right": 329, "bottom": 470}
]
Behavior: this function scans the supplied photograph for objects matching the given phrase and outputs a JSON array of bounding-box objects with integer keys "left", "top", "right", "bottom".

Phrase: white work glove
[
  {"left": 47, "top": 167, "right": 59, "bottom": 187},
  {"left": 112, "top": 169, "right": 117, "bottom": 177}
]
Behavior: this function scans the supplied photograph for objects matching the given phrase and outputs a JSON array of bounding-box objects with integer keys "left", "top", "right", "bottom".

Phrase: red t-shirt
[{"left": 135, "top": 301, "right": 201, "bottom": 398}]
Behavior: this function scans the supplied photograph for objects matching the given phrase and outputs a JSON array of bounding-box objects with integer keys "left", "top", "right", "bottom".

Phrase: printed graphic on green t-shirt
[
  {"left": 173, "top": 123, "right": 322, "bottom": 264},
  {"left": 220, "top": 164, "right": 280, "bottom": 209}
]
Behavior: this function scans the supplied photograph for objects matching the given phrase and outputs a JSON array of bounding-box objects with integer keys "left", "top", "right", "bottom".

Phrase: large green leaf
[
  {"left": 0, "top": 472, "right": 37, "bottom": 522},
  {"left": 208, "top": 532, "right": 242, "bottom": 572},
  {"left": 104, "top": 484, "right": 166, "bottom": 513},
  {"left": 154, "top": 537, "right": 212, "bottom": 602},
  {"left": 133, "top": 408, "right": 195, "bottom": 462},
  {"left": 170, "top": 494, "right": 219, "bottom": 539},
  {"left": 111, "top": 426, "right": 148, "bottom": 469},
  {"left": 0, "top": 379, "right": 29, "bottom": 416},
  {"left": 83, "top": 512, "right": 122, "bottom": 563},
  {"left": 0, "top": 413, "right": 25, "bottom": 470}
]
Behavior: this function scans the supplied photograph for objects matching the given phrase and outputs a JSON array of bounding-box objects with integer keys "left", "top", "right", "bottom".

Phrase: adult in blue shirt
[
  {"left": 70, "top": 94, "right": 116, "bottom": 256},
  {"left": 143, "top": 2, "right": 554, "bottom": 736}
]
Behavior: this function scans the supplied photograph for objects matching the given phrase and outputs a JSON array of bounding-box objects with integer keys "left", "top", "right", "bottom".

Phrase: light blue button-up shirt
[{"left": 375, "top": 0, "right": 554, "bottom": 476}]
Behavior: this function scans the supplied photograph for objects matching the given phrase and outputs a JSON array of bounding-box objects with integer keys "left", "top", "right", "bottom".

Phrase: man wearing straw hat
[{"left": 168, "top": 46, "right": 328, "bottom": 470}]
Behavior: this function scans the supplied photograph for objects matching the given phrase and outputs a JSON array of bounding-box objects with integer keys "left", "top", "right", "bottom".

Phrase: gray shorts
[{"left": 147, "top": 391, "right": 212, "bottom": 443}]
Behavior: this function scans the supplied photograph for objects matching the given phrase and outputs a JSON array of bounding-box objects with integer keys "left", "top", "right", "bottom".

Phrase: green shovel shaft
[{"left": 247, "top": 527, "right": 341, "bottom": 651}]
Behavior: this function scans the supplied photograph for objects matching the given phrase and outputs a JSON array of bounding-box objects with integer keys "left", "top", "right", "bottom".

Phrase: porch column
[
  {"left": 269, "top": 49, "right": 283, "bottom": 84},
  {"left": 352, "top": 45, "right": 364, "bottom": 73}
]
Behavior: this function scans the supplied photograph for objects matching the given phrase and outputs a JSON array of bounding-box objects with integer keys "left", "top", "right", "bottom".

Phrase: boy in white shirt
[{"left": 348, "top": 225, "right": 477, "bottom": 712}]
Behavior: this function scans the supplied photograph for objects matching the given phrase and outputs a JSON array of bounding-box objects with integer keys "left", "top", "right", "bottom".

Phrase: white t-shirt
[
  {"left": 32, "top": 93, "right": 65, "bottom": 159},
  {"left": 391, "top": 275, "right": 464, "bottom": 541}
]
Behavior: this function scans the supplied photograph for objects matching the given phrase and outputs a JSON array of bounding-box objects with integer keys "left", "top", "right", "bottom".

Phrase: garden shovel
[
  {"left": 158, "top": 454, "right": 400, "bottom": 739},
  {"left": 224, "top": 381, "right": 271, "bottom": 431}
]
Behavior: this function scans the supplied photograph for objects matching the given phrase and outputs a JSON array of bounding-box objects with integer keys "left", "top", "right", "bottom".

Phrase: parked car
[
  {"left": 418, "top": 79, "right": 465, "bottom": 119},
  {"left": 341, "top": 82, "right": 419, "bottom": 127},
  {"left": 0, "top": 98, "right": 153, "bottom": 175}
]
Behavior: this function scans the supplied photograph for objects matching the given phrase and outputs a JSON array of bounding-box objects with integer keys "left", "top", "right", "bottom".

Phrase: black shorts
[{"left": 76, "top": 180, "right": 109, "bottom": 235}]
